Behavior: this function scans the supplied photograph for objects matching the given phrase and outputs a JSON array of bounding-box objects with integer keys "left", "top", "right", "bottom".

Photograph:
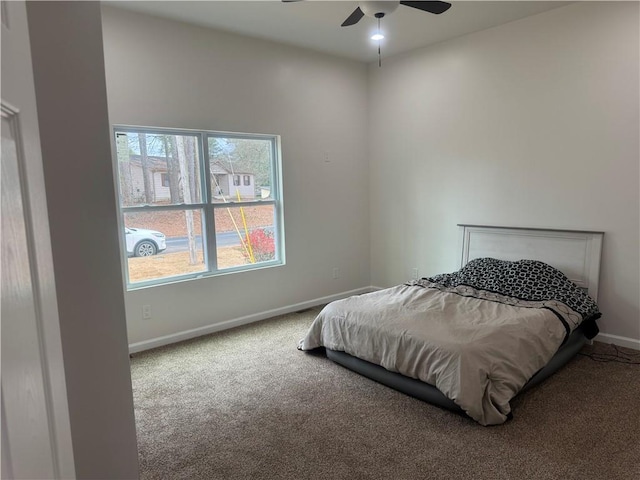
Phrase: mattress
[
  {"left": 299, "top": 259, "right": 600, "bottom": 425},
  {"left": 325, "top": 325, "right": 588, "bottom": 416}
]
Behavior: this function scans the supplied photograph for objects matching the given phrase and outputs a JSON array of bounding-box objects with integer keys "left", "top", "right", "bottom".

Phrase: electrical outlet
[
  {"left": 411, "top": 268, "right": 419, "bottom": 280},
  {"left": 332, "top": 267, "right": 340, "bottom": 279},
  {"left": 142, "top": 304, "right": 152, "bottom": 320}
]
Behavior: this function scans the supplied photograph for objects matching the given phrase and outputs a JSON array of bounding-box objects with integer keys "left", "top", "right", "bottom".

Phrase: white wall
[
  {"left": 26, "top": 2, "right": 139, "bottom": 478},
  {"left": 369, "top": 2, "right": 639, "bottom": 344},
  {"left": 101, "top": 7, "right": 370, "bottom": 346}
]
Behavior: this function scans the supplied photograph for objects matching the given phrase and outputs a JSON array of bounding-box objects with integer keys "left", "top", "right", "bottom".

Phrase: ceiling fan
[
  {"left": 282, "top": 1, "right": 452, "bottom": 27},
  {"left": 283, "top": 1, "right": 452, "bottom": 67}
]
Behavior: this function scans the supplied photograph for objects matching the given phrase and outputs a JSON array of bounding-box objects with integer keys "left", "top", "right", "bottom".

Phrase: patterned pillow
[{"left": 426, "top": 258, "right": 601, "bottom": 322}]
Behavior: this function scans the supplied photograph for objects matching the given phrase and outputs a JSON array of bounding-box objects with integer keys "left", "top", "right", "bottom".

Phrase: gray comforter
[{"left": 299, "top": 258, "right": 599, "bottom": 425}]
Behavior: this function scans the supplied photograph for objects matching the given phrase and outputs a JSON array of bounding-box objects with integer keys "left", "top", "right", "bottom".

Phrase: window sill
[{"left": 125, "top": 259, "right": 286, "bottom": 292}]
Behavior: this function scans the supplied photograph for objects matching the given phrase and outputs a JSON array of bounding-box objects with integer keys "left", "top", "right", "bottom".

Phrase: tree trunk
[
  {"left": 175, "top": 136, "right": 198, "bottom": 265},
  {"left": 163, "top": 135, "right": 180, "bottom": 203},
  {"left": 115, "top": 133, "right": 134, "bottom": 205},
  {"left": 184, "top": 136, "right": 198, "bottom": 203},
  {"left": 137, "top": 133, "right": 152, "bottom": 203}
]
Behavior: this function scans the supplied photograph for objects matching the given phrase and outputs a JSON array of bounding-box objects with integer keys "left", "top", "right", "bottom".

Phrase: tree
[
  {"left": 137, "top": 133, "right": 153, "bottom": 203},
  {"left": 162, "top": 135, "right": 181, "bottom": 203},
  {"left": 115, "top": 133, "right": 134, "bottom": 205},
  {"left": 208, "top": 137, "right": 271, "bottom": 192},
  {"left": 225, "top": 138, "right": 271, "bottom": 191},
  {"left": 183, "top": 136, "right": 199, "bottom": 203},
  {"left": 174, "top": 136, "right": 198, "bottom": 265}
]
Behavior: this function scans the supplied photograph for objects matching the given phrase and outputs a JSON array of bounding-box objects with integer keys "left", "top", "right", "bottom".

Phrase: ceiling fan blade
[
  {"left": 281, "top": 1, "right": 304, "bottom": 3},
  {"left": 341, "top": 7, "right": 365, "bottom": 27},
  {"left": 399, "top": 1, "right": 452, "bottom": 15}
]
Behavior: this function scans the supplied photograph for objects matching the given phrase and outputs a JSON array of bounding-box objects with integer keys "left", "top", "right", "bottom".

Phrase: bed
[{"left": 298, "top": 225, "right": 604, "bottom": 425}]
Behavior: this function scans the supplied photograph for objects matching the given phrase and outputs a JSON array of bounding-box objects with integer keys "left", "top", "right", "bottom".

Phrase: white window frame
[{"left": 112, "top": 125, "right": 285, "bottom": 290}]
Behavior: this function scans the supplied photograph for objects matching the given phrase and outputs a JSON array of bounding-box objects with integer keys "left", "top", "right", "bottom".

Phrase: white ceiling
[{"left": 105, "top": 1, "right": 571, "bottom": 63}]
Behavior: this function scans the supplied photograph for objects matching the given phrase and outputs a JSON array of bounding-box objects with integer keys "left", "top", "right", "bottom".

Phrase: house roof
[
  {"left": 210, "top": 161, "right": 230, "bottom": 174},
  {"left": 126, "top": 155, "right": 168, "bottom": 171},
  {"left": 210, "top": 160, "right": 251, "bottom": 175},
  {"left": 126, "top": 156, "right": 252, "bottom": 176}
]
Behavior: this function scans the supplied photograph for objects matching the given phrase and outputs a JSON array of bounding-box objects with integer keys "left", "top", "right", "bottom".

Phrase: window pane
[
  {"left": 124, "top": 210, "right": 205, "bottom": 283},
  {"left": 116, "top": 131, "right": 201, "bottom": 207},
  {"left": 214, "top": 204, "right": 276, "bottom": 269},
  {"left": 208, "top": 137, "right": 273, "bottom": 203}
]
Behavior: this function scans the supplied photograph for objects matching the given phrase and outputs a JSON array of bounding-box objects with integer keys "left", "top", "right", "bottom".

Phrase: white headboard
[{"left": 459, "top": 225, "right": 604, "bottom": 301}]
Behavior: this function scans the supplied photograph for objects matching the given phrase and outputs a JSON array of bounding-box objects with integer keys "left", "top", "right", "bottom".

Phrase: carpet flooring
[{"left": 130, "top": 307, "right": 640, "bottom": 480}]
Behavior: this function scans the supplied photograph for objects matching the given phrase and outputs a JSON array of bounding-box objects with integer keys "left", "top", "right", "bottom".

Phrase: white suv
[{"left": 125, "top": 227, "right": 166, "bottom": 257}]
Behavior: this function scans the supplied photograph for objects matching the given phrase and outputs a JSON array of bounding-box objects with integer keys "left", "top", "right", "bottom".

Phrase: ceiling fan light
[
  {"left": 360, "top": 1, "right": 400, "bottom": 19},
  {"left": 371, "top": 32, "right": 385, "bottom": 41}
]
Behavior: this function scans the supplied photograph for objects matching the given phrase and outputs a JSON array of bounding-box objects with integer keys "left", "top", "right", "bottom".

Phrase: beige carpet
[{"left": 130, "top": 307, "right": 640, "bottom": 480}]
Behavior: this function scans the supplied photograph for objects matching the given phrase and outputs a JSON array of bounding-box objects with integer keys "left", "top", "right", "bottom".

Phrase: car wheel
[{"left": 135, "top": 241, "right": 157, "bottom": 257}]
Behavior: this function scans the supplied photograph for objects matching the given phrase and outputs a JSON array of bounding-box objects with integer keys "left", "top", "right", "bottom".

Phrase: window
[
  {"left": 161, "top": 173, "right": 170, "bottom": 187},
  {"left": 114, "top": 127, "right": 283, "bottom": 288}
]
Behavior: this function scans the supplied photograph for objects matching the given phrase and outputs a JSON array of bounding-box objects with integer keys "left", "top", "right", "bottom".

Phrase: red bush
[{"left": 244, "top": 228, "right": 275, "bottom": 263}]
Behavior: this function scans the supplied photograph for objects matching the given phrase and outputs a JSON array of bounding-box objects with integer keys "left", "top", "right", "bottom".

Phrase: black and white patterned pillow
[{"left": 425, "top": 258, "right": 601, "bottom": 322}]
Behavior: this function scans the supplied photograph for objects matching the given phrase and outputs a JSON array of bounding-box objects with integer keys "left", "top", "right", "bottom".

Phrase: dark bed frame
[
  {"left": 326, "top": 324, "right": 588, "bottom": 415},
  {"left": 322, "top": 225, "right": 604, "bottom": 418}
]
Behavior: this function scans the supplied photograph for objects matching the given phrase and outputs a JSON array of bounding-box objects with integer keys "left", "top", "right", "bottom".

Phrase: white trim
[
  {"left": 594, "top": 333, "right": 640, "bottom": 351},
  {"left": 129, "top": 287, "right": 376, "bottom": 353},
  {"left": 3, "top": 104, "right": 61, "bottom": 474},
  {"left": 2, "top": 98, "right": 75, "bottom": 478}
]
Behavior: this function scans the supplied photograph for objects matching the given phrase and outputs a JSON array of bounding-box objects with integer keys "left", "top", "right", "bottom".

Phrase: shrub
[{"left": 244, "top": 228, "right": 275, "bottom": 263}]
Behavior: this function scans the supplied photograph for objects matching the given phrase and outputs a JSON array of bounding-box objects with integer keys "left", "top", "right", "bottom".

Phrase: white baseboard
[
  {"left": 594, "top": 333, "right": 640, "bottom": 351},
  {"left": 128, "top": 286, "right": 375, "bottom": 354},
  {"left": 130, "top": 286, "right": 639, "bottom": 354}
]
